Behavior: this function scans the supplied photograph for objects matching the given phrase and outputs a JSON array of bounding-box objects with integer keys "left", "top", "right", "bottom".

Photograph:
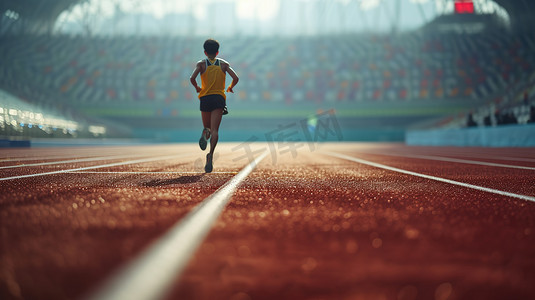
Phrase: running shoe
[
  {"left": 199, "top": 128, "right": 210, "bottom": 151},
  {"left": 205, "top": 153, "right": 213, "bottom": 173}
]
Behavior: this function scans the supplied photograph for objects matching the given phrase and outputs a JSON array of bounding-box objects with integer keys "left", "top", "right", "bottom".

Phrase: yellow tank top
[{"left": 199, "top": 58, "right": 226, "bottom": 99}]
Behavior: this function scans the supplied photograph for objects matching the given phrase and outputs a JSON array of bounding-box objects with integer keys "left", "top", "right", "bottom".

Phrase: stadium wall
[{"left": 405, "top": 124, "right": 535, "bottom": 147}]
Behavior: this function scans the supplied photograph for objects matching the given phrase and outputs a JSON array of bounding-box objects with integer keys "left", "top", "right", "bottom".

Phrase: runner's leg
[
  {"left": 201, "top": 111, "right": 211, "bottom": 139},
  {"left": 209, "top": 108, "right": 223, "bottom": 156}
]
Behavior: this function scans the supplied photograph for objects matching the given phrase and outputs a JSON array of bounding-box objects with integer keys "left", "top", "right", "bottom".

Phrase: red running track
[{"left": 0, "top": 143, "right": 534, "bottom": 300}]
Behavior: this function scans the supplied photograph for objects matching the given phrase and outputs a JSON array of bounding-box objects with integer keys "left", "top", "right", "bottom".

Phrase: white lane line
[
  {"left": 359, "top": 151, "right": 535, "bottom": 171},
  {"left": 0, "top": 154, "right": 150, "bottom": 170},
  {"left": 0, "top": 152, "right": 132, "bottom": 162},
  {"left": 400, "top": 151, "right": 535, "bottom": 163},
  {"left": 0, "top": 155, "right": 90, "bottom": 162},
  {"left": 325, "top": 151, "right": 535, "bottom": 203},
  {"left": 0, "top": 154, "right": 193, "bottom": 181},
  {"left": 69, "top": 171, "right": 238, "bottom": 175},
  {"left": 84, "top": 150, "right": 268, "bottom": 300},
  {"left": 475, "top": 156, "right": 535, "bottom": 163}
]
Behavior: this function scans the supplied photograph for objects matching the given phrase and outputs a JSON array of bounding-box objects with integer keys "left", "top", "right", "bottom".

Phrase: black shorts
[{"left": 200, "top": 94, "right": 226, "bottom": 112}]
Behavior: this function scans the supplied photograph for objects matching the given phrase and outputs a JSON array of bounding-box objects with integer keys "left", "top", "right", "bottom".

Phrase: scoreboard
[{"left": 455, "top": 0, "right": 475, "bottom": 14}]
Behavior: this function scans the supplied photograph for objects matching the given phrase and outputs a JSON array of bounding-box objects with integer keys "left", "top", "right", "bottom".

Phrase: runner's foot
[
  {"left": 199, "top": 128, "right": 210, "bottom": 151},
  {"left": 205, "top": 153, "right": 213, "bottom": 173}
]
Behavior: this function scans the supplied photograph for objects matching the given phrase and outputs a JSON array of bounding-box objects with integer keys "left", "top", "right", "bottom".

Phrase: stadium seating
[{"left": 1, "top": 32, "right": 534, "bottom": 116}]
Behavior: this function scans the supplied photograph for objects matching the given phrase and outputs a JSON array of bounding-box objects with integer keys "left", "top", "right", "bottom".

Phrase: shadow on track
[{"left": 143, "top": 175, "right": 205, "bottom": 186}]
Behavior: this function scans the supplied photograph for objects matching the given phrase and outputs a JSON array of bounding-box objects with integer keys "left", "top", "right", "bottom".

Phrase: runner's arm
[
  {"left": 222, "top": 61, "right": 239, "bottom": 93},
  {"left": 190, "top": 61, "right": 203, "bottom": 93}
]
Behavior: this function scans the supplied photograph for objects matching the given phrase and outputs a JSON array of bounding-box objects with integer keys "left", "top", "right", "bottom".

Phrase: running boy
[{"left": 190, "top": 39, "right": 239, "bottom": 173}]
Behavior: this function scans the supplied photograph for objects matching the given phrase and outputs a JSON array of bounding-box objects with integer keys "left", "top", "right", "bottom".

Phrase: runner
[{"left": 190, "top": 38, "right": 239, "bottom": 173}]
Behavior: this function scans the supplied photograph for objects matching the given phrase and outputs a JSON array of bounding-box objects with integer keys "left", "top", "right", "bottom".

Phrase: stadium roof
[
  {"left": 493, "top": 0, "right": 533, "bottom": 30},
  {"left": 1, "top": 0, "right": 534, "bottom": 32},
  {"left": 0, "top": 0, "right": 80, "bottom": 21}
]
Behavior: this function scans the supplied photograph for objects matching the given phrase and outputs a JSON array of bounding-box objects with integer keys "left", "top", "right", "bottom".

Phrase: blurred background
[{"left": 0, "top": 0, "right": 534, "bottom": 146}]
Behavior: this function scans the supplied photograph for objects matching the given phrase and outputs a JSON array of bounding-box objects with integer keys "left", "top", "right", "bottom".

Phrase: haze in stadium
[
  {"left": 55, "top": 0, "right": 509, "bottom": 36},
  {"left": 1, "top": 1, "right": 535, "bottom": 300}
]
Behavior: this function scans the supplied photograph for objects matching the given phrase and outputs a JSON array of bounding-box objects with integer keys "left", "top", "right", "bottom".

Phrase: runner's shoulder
[{"left": 218, "top": 58, "right": 230, "bottom": 66}]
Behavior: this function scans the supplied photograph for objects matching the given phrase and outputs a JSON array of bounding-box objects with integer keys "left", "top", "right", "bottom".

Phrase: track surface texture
[{"left": 1, "top": 143, "right": 534, "bottom": 300}]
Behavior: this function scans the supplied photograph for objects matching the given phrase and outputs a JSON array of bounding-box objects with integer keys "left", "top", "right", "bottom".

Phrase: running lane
[
  {"left": 333, "top": 144, "right": 535, "bottom": 197},
  {"left": 171, "top": 144, "right": 535, "bottom": 300},
  {"left": 2, "top": 143, "right": 535, "bottom": 300},
  {"left": 0, "top": 144, "right": 243, "bottom": 300},
  {"left": 329, "top": 143, "right": 535, "bottom": 168}
]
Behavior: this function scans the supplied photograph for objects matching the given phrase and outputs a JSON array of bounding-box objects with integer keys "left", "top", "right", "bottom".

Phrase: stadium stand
[
  {"left": 0, "top": 85, "right": 129, "bottom": 141},
  {"left": 1, "top": 32, "right": 534, "bottom": 110},
  {"left": 1, "top": 0, "right": 534, "bottom": 144},
  {"left": 1, "top": 21, "right": 534, "bottom": 143},
  {"left": 429, "top": 67, "right": 535, "bottom": 129},
  {"left": 405, "top": 61, "right": 535, "bottom": 147}
]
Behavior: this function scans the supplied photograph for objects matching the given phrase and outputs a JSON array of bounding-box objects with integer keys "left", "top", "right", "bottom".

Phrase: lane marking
[
  {"left": 325, "top": 151, "right": 535, "bottom": 203},
  {"left": 69, "top": 171, "right": 238, "bottom": 175},
  {"left": 0, "top": 152, "right": 134, "bottom": 162},
  {"left": 0, "top": 155, "right": 95, "bottom": 163},
  {"left": 85, "top": 150, "right": 268, "bottom": 300},
  {"left": 476, "top": 156, "right": 535, "bottom": 163},
  {"left": 358, "top": 151, "right": 535, "bottom": 171},
  {"left": 0, "top": 154, "right": 150, "bottom": 170},
  {"left": 0, "top": 147, "right": 184, "bottom": 163},
  {"left": 399, "top": 151, "right": 535, "bottom": 163},
  {"left": 0, "top": 154, "right": 194, "bottom": 181}
]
